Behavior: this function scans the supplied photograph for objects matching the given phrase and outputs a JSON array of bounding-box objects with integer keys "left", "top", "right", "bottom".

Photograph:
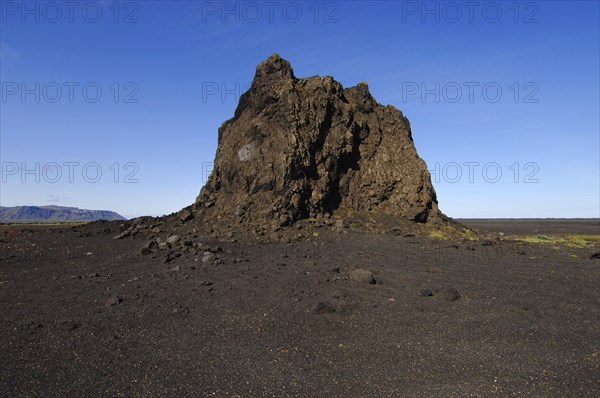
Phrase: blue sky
[{"left": 1, "top": 0, "right": 598, "bottom": 218}]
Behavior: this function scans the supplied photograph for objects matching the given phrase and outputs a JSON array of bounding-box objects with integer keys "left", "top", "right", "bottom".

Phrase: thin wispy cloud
[{"left": 46, "top": 195, "right": 65, "bottom": 203}]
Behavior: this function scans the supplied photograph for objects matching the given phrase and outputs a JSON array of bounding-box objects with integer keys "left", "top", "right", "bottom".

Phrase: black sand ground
[{"left": 1, "top": 220, "right": 598, "bottom": 397}]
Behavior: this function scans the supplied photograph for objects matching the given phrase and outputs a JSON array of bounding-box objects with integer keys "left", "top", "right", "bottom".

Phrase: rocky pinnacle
[{"left": 195, "top": 54, "right": 444, "bottom": 229}]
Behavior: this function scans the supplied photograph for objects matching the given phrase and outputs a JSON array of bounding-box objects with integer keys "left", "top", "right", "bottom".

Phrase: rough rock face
[{"left": 195, "top": 54, "right": 443, "bottom": 229}]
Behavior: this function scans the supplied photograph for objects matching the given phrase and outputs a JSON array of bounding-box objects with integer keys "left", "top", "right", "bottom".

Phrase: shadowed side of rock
[{"left": 194, "top": 54, "right": 445, "bottom": 233}]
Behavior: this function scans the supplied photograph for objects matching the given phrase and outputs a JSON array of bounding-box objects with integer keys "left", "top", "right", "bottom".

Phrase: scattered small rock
[
  {"left": 207, "top": 246, "right": 223, "bottom": 253},
  {"left": 334, "top": 219, "right": 347, "bottom": 229},
  {"left": 106, "top": 296, "right": 124, "bottom": 306},
  {"left": 144, "top": 240, "right": 159, "bottom": 250},
  {"left": 61, "top": 321, "right": 79, "bottom": 331},
  {"left": 202, "top": 251, "right": 216, "bottom": 265},
  {"left": 312, "top": 301, "right": 336, "bottom": 314},
  {"left": 166, "top": 235, "right": 180, "bottom": 245},
  {"left": 590, "top": 251, "right": 600, "bottom": 260},
  {"left": 179, "top": 209, "right": 194, "bottom": 223},
  {"left": 113, "top": 230, "right": 131, "bottom": 240},
  {"left": 348, "top": 268, "right": 375, "bottom": 284},
  {"left": 420, "top": 289, "right": 434, "bottom": 297},
  {"left": 164, "top": 253, "right": 177, "bottom": 264},
  {"left": 23, "top": 321, "right": 44, "bottom": 330},
  {"left": 441, "top": 288, "right": 461, "bottom": 301}
]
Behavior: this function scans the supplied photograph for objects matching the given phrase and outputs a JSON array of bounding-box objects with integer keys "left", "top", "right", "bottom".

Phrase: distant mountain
[{"left": 0, "top": 206, "right": 127, "bottom": 223}]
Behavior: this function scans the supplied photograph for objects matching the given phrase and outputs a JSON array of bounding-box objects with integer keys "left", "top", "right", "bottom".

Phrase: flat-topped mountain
[{"left": 0, "top": 205, "right": 126, "bottom": 223}]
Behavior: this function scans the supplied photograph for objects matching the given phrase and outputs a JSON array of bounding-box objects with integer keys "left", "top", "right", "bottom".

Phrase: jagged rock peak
[
  {"left": 254, "top": 53, "right": 295, "bottom": 80},
  {"left": 195, "top": 54, "right": 445, "bottom": 231}
]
